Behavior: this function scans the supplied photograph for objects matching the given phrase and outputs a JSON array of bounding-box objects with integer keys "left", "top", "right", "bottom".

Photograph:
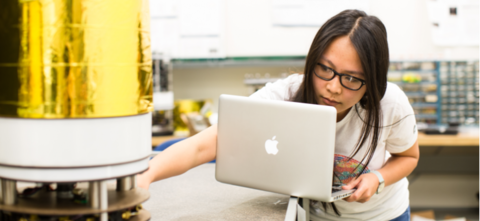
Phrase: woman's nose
[{"left": 326, "top": 75, "right": 342, "bottom": 94}]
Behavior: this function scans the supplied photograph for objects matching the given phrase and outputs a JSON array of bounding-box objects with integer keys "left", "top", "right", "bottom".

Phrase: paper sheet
[{"left": 426, "top": 0, "right": 479, "bottom": 46}]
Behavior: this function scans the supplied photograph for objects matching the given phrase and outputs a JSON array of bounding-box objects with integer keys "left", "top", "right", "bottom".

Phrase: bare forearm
[
  {"left": 145, "top": 140, "right": 201, "bottom": 183},
  {"left": 378, "top": 155, "right": 417, "bottom": 186},
  {"left": 139, "top": 125, "right": 217, "bottom": 187},
  {"left": 378, "top": 140, "right": 419, "bottom": 186}
]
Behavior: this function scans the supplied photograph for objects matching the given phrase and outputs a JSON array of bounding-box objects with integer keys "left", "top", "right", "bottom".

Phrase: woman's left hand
[{"left": 341, "top": 173, "right": 379, "bottom": 203}]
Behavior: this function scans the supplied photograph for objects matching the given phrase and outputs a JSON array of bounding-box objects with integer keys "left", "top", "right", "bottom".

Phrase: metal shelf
[
  {"left": 391, "top": 81, "right": 438, "bottom": 86},
  {"left": 415, "top": 114, "right": 438, "bottom": 120},
  {"left": 411, "top": 103, "right": 438, "bottom": 108},
  {"left": 405, "top": 92, "right": 438, "bottom": 98},
  {"left": 171, "top": 57, "right": 306, "bottom": 69},
  {"left": 244, "top": 78, "right": 283, "bottom": 85},
  {"left": 389, "top": 70, "right": 437, "bottom": 74}
]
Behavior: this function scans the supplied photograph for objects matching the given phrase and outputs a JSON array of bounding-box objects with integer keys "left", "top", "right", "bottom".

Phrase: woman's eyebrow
[
  {"left": 319, "top": 57, "right": 364, "bottom": 77},
  {"left": 319, "top": 57, "right": 336, "bottom": 68}
]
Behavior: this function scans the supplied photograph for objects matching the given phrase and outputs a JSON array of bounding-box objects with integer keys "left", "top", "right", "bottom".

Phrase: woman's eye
[{"left": 346, "top": 76, "right": 360, "bottom": 83}]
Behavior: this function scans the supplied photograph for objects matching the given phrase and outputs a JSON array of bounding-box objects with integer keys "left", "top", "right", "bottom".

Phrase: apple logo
[{"left": 265, "top": 136, "right": 279, "bottom": 155}]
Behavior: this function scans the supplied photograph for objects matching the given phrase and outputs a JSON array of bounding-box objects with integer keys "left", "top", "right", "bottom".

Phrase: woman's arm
[
  {"left": 377, "top": 139, "right": 420, "bottom": 186},
  {"left": 137, "top": 124, "right": 218, "bottom": 190},
  {"left": 343, "top": 140, "right": 420, "bottom": 203}
]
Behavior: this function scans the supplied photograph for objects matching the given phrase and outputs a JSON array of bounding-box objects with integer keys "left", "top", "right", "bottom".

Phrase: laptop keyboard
[{"left": 332, "top": 184, "right": 343, "bottom": 193}]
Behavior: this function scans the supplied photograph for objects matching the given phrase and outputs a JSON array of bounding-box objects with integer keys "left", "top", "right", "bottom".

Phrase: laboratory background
[
  {"left": 150, "top": 0, "right": 479, "bottom": 220},
  {"left": 0, "top": 0, "right": 478, "bottom": 220}
]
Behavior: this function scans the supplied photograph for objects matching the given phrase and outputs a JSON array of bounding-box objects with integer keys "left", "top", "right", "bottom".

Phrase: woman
[{"left": 138, "top": 10, "right": 419, "bottom": 221}]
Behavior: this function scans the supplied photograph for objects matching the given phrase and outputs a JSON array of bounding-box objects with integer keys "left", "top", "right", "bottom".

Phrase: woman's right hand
[
  {"left": 134, "top": 125, "right": 218, "bottom": 191},
  {"left": 136, "top": 172, "right": 151, "bottom": 190}
]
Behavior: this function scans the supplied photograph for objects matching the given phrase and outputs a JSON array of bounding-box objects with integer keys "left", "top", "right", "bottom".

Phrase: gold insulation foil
[{"left": 0, "top": 0, "right": 152, "bottom": 118}]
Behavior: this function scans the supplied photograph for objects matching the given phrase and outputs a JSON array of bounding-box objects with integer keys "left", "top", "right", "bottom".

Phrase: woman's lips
[{"left": 322, "top": 97, "right": 340, "bottom": 106}]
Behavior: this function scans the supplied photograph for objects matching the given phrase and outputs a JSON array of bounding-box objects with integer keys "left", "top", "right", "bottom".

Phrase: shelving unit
[
  {"left": 169, "top": 57, "right": 478, "bottom": 126},
  {"left": 388, "top": 60, "right": 479, "bottom": 126},
  {"left": 439, "top": 61, "right": 479, "bottom": 125},
  {"left": 388, "top": 61, "right": 438, "bottom": 124}
]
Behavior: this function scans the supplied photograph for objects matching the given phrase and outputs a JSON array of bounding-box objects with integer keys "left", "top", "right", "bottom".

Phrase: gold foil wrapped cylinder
[{"left": 0, "top": 0, "right": 152, "bottom": 118}]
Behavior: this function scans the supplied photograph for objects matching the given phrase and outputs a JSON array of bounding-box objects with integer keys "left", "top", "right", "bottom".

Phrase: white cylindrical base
[
  {"left": 0, "top": 157, "right": 149, "bottom": 183},
  {"left": 0, "top": 113, "right": 151, "bottom": 168}
]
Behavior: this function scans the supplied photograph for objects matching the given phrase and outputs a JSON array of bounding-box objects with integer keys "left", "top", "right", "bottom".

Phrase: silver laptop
[{"left": 215, "top": 94, "right": 355, "bottom": 202}]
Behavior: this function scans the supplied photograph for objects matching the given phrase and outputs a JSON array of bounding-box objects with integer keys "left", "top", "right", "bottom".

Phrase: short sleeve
[
  {"left": 385, "top": 86, "right": 418, "bottom": 153},
  {"left": 249, "top": 74, "right": 303, "bottom": 101}
]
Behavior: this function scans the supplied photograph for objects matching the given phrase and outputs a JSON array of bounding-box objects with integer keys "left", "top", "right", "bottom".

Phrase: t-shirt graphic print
[{"left": 333, "top": 154, "right": 370, "bottom": 186}]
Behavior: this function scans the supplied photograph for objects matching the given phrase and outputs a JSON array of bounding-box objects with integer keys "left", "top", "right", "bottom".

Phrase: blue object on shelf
[
  {"left": 154, "top": 138, "right": 186, "bottom": 151},
  {"left": 153, "top": 138, "right": 216, "bottom": 163}
]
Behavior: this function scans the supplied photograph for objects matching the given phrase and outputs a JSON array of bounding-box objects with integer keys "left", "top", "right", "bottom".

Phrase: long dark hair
[{"left": 292, "top": 10, "right": 389, "bottom": 215}]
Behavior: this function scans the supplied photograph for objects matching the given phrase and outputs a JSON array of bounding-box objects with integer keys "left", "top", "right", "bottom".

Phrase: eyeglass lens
[{"left": 315, "top": 64, "right": 363, "bottom": 90}]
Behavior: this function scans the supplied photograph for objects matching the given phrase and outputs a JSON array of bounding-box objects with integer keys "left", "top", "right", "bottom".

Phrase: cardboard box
[{"left": 411, "top": 210, "right": 468, "bottom": 221}]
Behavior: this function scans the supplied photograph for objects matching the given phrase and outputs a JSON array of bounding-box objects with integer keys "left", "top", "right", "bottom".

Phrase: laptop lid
[{"left": 215, "top": 94, "right": 339, "bottom": 202}]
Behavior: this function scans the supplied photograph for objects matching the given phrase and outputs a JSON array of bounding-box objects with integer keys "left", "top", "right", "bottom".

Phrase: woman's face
[{"left": 312, "top": 35, "right": 367, "bottom": 121}]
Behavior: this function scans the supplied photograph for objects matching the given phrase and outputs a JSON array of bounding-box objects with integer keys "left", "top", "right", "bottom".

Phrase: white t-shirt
[{"left": 250, "top": 74, "right": 417, "bottom": 221}]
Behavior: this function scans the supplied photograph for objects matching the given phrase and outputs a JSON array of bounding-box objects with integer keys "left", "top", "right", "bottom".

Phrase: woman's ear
[{"left": 360, "top": 94, "right": 368, "bottom": 108}]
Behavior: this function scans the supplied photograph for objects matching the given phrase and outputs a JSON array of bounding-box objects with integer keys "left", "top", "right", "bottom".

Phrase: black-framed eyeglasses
[{"left": 313, "top": 63, "right": 366, "bottom": 91}]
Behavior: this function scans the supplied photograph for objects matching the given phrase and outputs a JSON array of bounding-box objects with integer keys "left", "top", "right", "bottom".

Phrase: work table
[
  {"left": 143, "top": 163, "right": 289, "bottom": 220},
  {"left": 145, "top": 132, "right": 479, "bottom": 220}
]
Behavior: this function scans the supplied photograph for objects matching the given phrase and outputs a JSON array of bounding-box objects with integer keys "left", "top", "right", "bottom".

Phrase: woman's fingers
[
  {"left": 342, "top": 173, "right": 378, "bottom": 203},
  {"left": 343, "top": 177, "right": 361, "bottom": 190}
]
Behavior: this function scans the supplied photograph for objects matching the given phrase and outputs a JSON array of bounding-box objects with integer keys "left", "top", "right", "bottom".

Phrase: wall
[
  {"left": 369, "top": 0, "right": 479, "bottom": 60},
  {"left": 168, "top": 0, "right": 479, "bottom": 112},
  {"left": 223, "top": 0, "right": 479, "bottom": 60},
  {"left": 151, "top": 0, "right": 479, "bottom": 60}
]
